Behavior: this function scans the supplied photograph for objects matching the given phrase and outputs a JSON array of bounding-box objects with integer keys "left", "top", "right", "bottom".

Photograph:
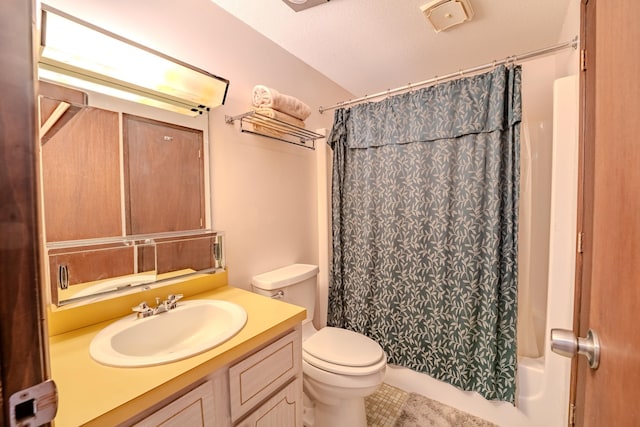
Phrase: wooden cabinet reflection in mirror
[{"left": 38, "top": 81, "right": 220, "bottom": 307}]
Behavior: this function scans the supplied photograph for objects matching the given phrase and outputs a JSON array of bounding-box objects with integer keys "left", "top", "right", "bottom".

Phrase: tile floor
[{"left": 365, "top": 383, "right": 409, "bottom": 427}]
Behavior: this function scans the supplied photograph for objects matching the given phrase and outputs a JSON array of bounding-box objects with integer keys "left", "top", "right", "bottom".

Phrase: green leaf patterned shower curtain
[{"left": 327, "top": 65, "right": 520, "bottom": 403}]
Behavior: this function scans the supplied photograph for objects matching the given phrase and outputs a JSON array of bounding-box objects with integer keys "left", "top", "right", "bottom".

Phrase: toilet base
[
  {"left": 305, "top": 395, "right": 367, "bottom": 427},
  {"left": 302, "top": 392, "right": 315, "bottom": 427},
  {"left": 302, "top": 361, "right": 385, "bottom": 427}
]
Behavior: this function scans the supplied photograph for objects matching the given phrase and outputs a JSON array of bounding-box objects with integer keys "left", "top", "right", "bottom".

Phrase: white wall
[
  {"left": 42, "top": 0, "right": 582, "bottom": 338},
  {"left": 556, "top": 0, "right": 582, "bottom": 76},
  {"left": 44, "top": 0, "right": 354, "bottom": 292}
]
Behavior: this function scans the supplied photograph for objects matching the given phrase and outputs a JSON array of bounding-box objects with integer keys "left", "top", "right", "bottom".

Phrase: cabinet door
[
  {"left": 153, "top": 234, "right": 217, "bottom": 275},
  {"left": 133, "top": 381, "right": 216, "bottom": 427},
  {"left": 48, "top": 245, "right": 134, "bottom": 303},
  {"left": 123, "top": 114, "right": 205, "bottom": 235},
  {"left": 41, "top": 101, "right": 122, "bottom": 242},
  {"left": 229, "top": 329, "right": 302, "bottom": 422},
  {"left": 235, "top": 378, "right": 302, "bottom": 427}
]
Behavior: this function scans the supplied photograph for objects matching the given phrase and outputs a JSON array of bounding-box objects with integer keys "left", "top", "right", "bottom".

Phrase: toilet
[{"left": 251, "top": 264, "right": 386, "bottom": 427}]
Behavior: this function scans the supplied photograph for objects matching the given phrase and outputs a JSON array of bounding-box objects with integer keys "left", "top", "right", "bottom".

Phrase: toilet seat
[{"left": 303, "top": 327, "right": 386, "bottom": 376}]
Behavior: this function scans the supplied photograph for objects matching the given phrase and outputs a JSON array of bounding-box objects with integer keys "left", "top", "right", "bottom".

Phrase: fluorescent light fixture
[{"left": 39, "top": 5, "right": 229, "bottom": 116}]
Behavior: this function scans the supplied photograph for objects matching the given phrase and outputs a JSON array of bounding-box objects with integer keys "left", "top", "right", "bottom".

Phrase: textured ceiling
[{"left": 211, "top": 0, "right": 574, "bottom": 97}]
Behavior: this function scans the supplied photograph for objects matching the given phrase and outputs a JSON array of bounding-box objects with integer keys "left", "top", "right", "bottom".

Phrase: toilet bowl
[
  {"left": 251, "top": 264, "right": 387, "bottom": 427},
  {"left": 301, "top": 326, "right": 386, "bottom": 427}
]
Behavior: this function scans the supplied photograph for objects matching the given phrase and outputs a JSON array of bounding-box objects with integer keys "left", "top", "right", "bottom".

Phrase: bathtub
[{"left": 383, "top": 74, "right": 579, "bottom": 427}]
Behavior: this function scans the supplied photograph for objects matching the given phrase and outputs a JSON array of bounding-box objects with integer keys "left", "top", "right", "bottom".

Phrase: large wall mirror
[{"left": 39, "top": 81, "right": 224, "bottom": 306}]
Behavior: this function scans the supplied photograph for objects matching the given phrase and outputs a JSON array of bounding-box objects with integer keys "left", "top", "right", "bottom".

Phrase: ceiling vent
[
  {"left": 282, "top": 0, "right": 330, "bottom": 13},
  {"left": 420, "top": 0, "right": 474, "bottom": 33}
]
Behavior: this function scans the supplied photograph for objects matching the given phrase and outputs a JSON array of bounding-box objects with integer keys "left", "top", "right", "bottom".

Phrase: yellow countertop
[{"left": 48, "top": 285, "right": 306, "bottom": 426}]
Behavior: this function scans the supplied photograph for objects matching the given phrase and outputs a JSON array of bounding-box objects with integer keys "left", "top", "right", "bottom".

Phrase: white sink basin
[{"left": 90, "top": 299, "right": 247, "bottom": 367}]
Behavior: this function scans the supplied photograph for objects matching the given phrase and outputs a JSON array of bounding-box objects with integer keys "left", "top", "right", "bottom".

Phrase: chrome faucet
[{"left": 132, "top": 294, "right": 184, "bottom": 318}]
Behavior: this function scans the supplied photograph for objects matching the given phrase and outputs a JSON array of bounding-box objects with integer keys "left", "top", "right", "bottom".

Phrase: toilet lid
[{"left": 303, "top": 327, "right": 384, "bottom": 368}]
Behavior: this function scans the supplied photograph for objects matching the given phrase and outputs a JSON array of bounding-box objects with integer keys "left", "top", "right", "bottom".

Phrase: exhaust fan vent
[
  {"left": 282, "top": 0, "right": 330, "bottom": 12},
  {"left": 420, "top": 0, "right": 474, "bottom": 33}
]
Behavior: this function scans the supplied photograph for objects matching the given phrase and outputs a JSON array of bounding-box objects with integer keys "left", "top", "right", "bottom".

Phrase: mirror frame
[{"left": 38, "top": 83, "right": 222, "bottom": 307}]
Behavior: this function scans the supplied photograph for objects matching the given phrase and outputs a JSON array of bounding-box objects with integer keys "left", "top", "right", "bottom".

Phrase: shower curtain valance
[{"left": 340, "top": 65, "right": 521, "bottom": 148}]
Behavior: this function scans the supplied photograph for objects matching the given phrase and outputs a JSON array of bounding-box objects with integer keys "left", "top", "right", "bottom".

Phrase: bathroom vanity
[
  {"left": 47, "top": 277, "right": 306, "bottom": 426},
  {"left": 34, "top": 12, "right": 307, "bottom": 425},
  {"left": 38, "top": 81, "right": 307, "bottom": 426}
]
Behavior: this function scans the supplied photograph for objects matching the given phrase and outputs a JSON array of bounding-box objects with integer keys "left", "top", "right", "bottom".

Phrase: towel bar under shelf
[{"left": 225, "top": 111, "right": 323, "bottom": 150}]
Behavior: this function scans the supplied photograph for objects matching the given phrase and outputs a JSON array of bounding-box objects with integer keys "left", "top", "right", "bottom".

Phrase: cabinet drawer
[
  {"left": 229, "top": 328, "right": 301, "bottom": 422},
  {"left": 235, "top": 377, "right": 302, "bottom": 427},
  {"left": 133, "top": 381, "right": 216, "bottom": 427}
]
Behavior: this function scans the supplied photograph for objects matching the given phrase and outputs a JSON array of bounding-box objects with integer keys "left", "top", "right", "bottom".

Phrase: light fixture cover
[
  {"left": 420, "top": 0, "right": 474, "bottom": 33},
  {"left": 39, "top": 6, "right": 229, "bottom": 116}
]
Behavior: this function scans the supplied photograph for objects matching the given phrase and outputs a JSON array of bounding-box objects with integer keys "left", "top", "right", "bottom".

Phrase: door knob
[{"left": 550, "top": 328, "right": 600, "bottom": 369}]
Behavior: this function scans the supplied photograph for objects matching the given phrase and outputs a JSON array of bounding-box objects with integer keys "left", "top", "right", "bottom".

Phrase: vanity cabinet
[
  {"left": 229, "top": 329, "right": 302, "bottom": 426},
  {"left": 234, "top": 378, "right": 302, "bottom": 427},
  {"left": 133, "top": 381, "right": 216, "bottom": 427},
  {"left": 123, "top": 327, "right": 303, "bottom": 427},
  {"left": 47, "top": 285, "right": 307, "bottom": 427}
]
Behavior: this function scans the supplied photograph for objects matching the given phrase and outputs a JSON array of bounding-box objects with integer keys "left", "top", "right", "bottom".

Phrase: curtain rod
[{"left": 319, "top": 36, "right": 579, "bottom": 114}]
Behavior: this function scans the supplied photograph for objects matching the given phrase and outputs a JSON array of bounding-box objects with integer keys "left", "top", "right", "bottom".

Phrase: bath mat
[
  {"left": 365, "top": 383, "right": 498, "bottom": 427},
  {"left": 393, "top": 392, "right": 499, "bottom": 427}
]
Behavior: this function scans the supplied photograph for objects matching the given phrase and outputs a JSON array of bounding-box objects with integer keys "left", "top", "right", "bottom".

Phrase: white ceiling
[{"left": 211, "top": 0, "right": 574, "bottom": 98}]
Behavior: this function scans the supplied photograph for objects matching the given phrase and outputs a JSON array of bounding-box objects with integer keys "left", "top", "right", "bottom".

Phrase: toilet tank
[{"left": 251, "top": 264, "right": 319, "bottom": 322}]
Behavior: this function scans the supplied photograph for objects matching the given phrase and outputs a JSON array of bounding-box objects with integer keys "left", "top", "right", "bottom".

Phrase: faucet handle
[
  {"left": 132, "top": 301, "right": 149, "bottom": 311},
  {"left": 166, "top": 294, "right": 184, "bottom": 309},
  {"left": 132, "top": 301, "right": 153, "bottom": 318},
  {"left": 168, "top": 293, "right": 183, "bottom": 302}
]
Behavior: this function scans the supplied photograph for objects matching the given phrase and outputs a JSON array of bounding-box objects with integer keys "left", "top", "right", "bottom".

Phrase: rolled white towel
[
  {"left": 252, "top": 107, "right": 306, "bottom": 128},
  {"left": 252, "top": 85, "right": 312, "bottom": 121},
  {"left": 251, "top": 107, "right": 306, "bottom": 137}
]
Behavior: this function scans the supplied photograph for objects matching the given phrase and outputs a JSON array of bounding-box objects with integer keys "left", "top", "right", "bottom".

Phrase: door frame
[
  {"left": 568, "top": 1, "right": 595, "bottom": 423},
  {"left": 0, "top": 0, "right": 49, "bottom": 424}
]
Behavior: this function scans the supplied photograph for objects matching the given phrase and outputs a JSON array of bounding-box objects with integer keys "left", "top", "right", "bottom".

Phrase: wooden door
[
  {"left": 41, "top": 103, "right": 122, "bottom": 242},
  {"left": 123, "top": 114, "right": 205, "bottom": 235},
  {"left": 573, "top": 0, "right": 640, "bottom": 424},
  {"left": 0, "top": 0, "right": 49, "bottom": 425},
  {"left": 154, "top": 234, "right": 217, "bottom": 275}
]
